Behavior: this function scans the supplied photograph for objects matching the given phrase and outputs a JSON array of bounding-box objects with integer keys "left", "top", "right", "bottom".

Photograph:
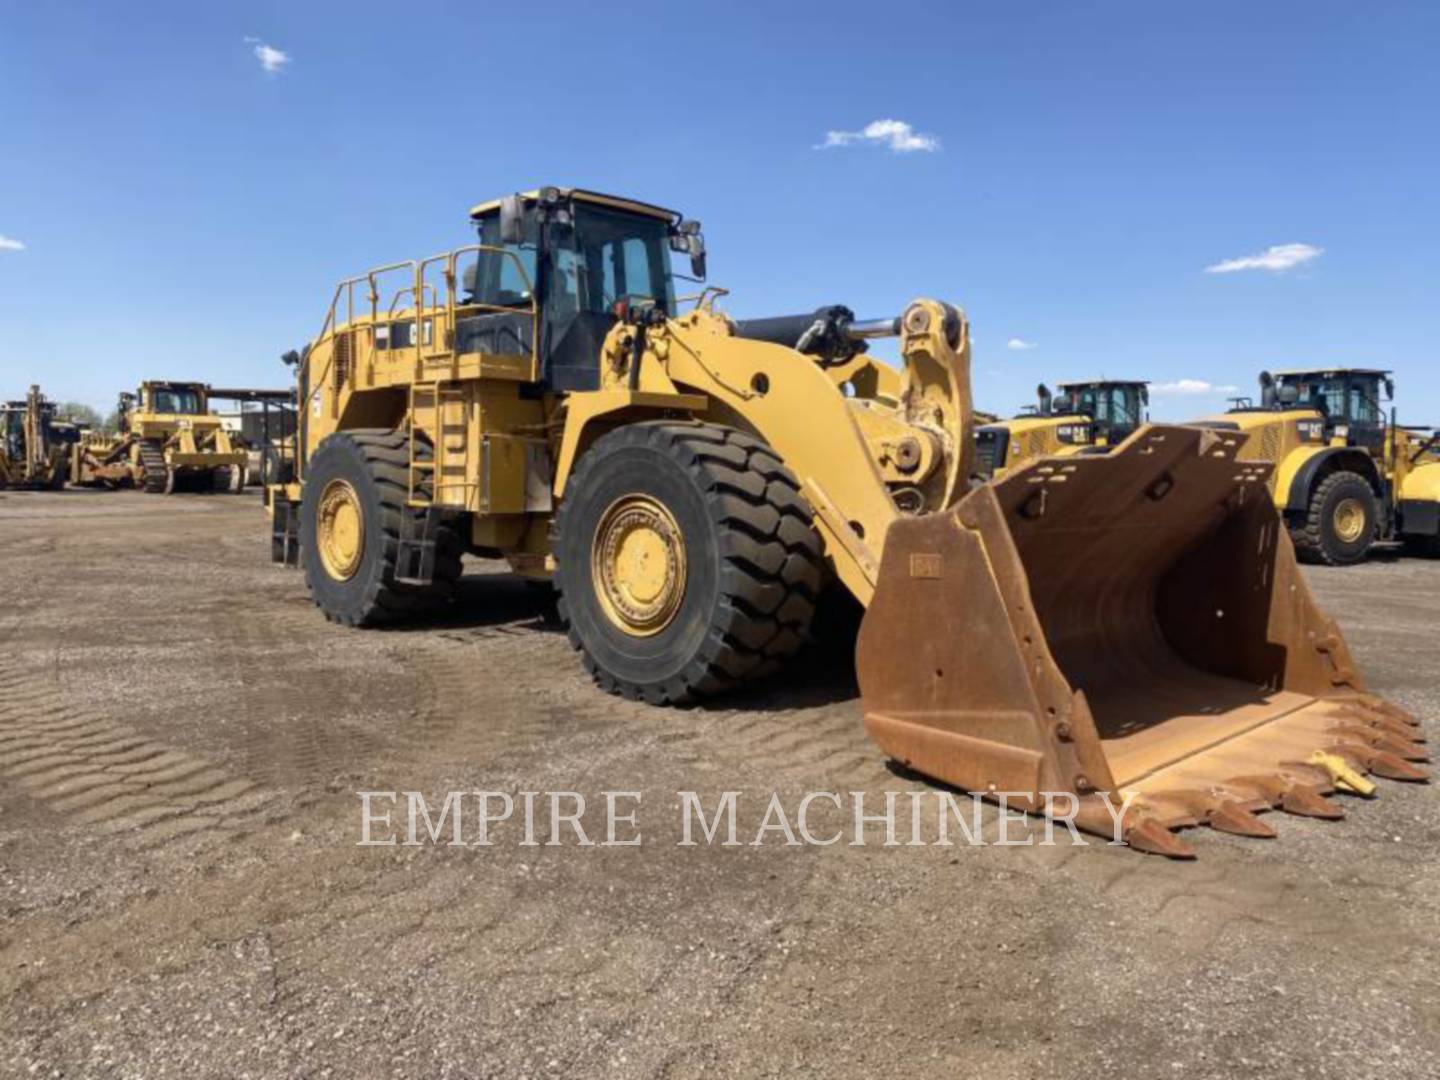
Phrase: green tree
[{"left": 57, "top": 402, "right": 104, "bottom": 431}]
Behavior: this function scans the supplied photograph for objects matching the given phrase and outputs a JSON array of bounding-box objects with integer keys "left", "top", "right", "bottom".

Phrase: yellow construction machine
[
  {"left": 0, "top": 385, "right": 71, "bottom": 490},
  {"left": 973, "top": 379, "right": 1148, "bottom": 478},
  {"left": 70, "top": 381, "right": 250, "bottom": 493},
  {"left": 1196, "top": 369, "right": 1440, "bottom": 565},
  {"left": 269, "top": 187, "right": 1427, "bottom": 856}
]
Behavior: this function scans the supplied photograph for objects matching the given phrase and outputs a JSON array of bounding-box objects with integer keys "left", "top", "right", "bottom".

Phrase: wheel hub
[
  {"left": 592, "top": 495, "right": 687, "bottom": 636},
  {"left": 317, "top": 479, "right": 365, "bottom": 580},
  {"left": 1334, "top": 496, "right": 1367, "bottom": 543}
]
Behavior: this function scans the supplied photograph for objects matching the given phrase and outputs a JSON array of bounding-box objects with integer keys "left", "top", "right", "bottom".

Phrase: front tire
[
  {"left": 300, "top": 430, "right": 461, "bottom": 626},
  {"left": 1291, "top": 470, "right": 1377, "bottom": 566},
  {"left": 554, "top": 422, "right": 823, "bottom": 704}
]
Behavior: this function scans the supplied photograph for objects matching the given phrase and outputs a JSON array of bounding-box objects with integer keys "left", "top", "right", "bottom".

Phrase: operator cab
[
  {"left": 1267, "top": 369, "right": 1392, "bottom": 425},
  {"left": 465, "top": 187, "right": 705, "bottom": 392},
  {"left": 1052, "top": 380, "right": 1149, "bottom": 444},
  {"left": 142, "top": 382, "right": 206, "bottom": 415}
]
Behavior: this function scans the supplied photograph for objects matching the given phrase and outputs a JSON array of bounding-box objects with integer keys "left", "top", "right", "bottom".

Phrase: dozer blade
[{"left": 856, "top": 425, "right": 1429, "bottom": 858}]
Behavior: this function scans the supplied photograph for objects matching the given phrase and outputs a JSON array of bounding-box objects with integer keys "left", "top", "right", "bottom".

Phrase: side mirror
[
  {"left": 688, "top": 234, "right": 706, "bottom": 280},
  {"left": 1140, "top": 386, "right": 1150, "bottom": 406},
  {"left": 499, "top": 194, "right": 525, "bottom": 246},
  {"left": 1384, "top": 377, "right": 1395, "bottom": 401},
  {"left": 281, "top": 349, "right": 300, "bottom": 367}
]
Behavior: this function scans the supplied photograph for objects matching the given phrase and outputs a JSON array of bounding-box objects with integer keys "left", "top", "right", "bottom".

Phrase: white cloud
[
  {"left": 1204, "top": 243, "right": 1322, "bottom": 274},
  {"left": 0, "top": 235, "right": 24, "bottom": 252},
  {"left": 1151, "top": 379, "right": 1240, "bottom": 396},
  {"left": 245, "top": 37, "right": 291, "bottom": 74},
  {"left": 818, "top": 119, "right": 939, "bottom": 153},
  {"left": 1006, "top": 338, "right": 1037, "bottom": 351}
]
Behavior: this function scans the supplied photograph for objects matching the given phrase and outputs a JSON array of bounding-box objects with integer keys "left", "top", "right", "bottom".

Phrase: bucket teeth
[
  {"left": 1281, "top": 785, "right": 1345, "bottom": 820},
  {"left": 1357, "top": 696, "right": 1421, "bottom": 729},
  {"left": 1333, "top": 725, "right": 1431, "bottom": 762},
  {"left": 1208, "top": 803, "right": 1278, "bottom": 838},
  {"left": 1124, "top": 818, "right": 1196, "bottom": 860},
  {"left": 1375, "top": 717, "right": 1426, "bottom": 744},
  {"left": 1383, "top": 737, "right": 1430, "bottom": 763},
  {"left": 1358, "top": 749, "right": 1431, "bottom": 783}
]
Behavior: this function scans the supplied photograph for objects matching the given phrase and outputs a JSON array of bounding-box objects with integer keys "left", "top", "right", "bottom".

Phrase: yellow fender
[{"left": 1400, "top": 459, "right": 1440, "bottom": 504}]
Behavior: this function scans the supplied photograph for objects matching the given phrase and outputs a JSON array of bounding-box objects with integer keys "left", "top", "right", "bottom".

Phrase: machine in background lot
[
  {"left": 269, "top": 186, "right": 1426, "bottom": 857},
  {"left": 1197, "top": 369, "right": 1440, "bottom": 565},
  {"left": 70, "top": 381, "right": 252, "bottom": 493},
  {"left": 212, "top": 388, "right": 299, "bottom": 492},
  {"left": 0, "top": 385, "right": 72, "bottom": 490},
  {"left": 972, "top": 379, "right": 1149, "bottom": 478}
]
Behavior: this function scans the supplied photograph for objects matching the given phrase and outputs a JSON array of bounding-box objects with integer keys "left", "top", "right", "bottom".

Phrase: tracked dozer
[
  {"left": 973, "top": 379, "right": 1149, "bottom": 478},
  {"left": 70, "top": 381, "right": 249, "bottom": 493},
  {"left": 0, "top": 385, "right": 70, "bottom": 490},
  {"left": 269, "top": 187, "right": 1426, "bottom": 857}
]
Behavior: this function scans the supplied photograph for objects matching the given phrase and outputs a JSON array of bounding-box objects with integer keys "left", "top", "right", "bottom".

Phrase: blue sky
[{"left": 2, "top": 1, "right": 1437, "bottom": 421}]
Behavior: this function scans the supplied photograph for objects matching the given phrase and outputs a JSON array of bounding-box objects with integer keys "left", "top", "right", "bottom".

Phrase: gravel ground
[{"left": 1, "top": 489, "right": 1436, "bottom": 1079}]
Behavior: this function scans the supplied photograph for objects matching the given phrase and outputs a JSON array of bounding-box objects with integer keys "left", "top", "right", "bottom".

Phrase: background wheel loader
[
  {"left": 0, "top": 385, "right": 71, "bottom": 490},
  {"left": 70, "top": 381, "right": 251, "bottom": 493},
  {"left": 973, "top": 379, "right": 1149, "bottom": 478},
  {"left": 268, "top": 186, "right": 1427, "bottom": 857},
  {"left": 1196, "top": 369, "right": 1440, "bottom": 565}
]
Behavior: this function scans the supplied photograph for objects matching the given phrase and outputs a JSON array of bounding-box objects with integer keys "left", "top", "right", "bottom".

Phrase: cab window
[
  {"left": 1348, "top": 383, "right": 1381, "bottom": 424},
  {"left": 149, "top": 388, "right": 201, "bottom": 414},
  {"left": 472, "top": 212, "right": 538, "bottom": 306}
]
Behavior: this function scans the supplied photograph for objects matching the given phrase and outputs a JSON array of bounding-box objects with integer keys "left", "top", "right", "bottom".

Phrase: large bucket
[{"left": 856, "top": 425, "right": 1428, "bottom": 857}]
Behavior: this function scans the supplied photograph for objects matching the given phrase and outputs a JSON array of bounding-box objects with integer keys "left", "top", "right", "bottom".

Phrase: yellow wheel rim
[
  {"left": 592, "top": 495, "right": 687, "bottom": 636},
  {"left": 317, "top": 479, "right": 365, "bottom": 580},
  {"left": 1333, "top": 497, "right": 1367, "bottom": 544}
]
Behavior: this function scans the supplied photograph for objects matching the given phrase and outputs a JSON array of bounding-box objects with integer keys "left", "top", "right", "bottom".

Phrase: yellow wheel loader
[
  {"left": 973, "top": 380, "right": 1149, "bottom": 478},
  {"left": 0, "top": 385, "right": 71, "bottom": 490},
  {"left": 70, "top": 381, "right": 250, "bottom": 493},
  {"left": 1197, "top": 369, "right": 1440, "bottom": 565},
  {"left": 269, "top": 187, "right": 1427, "bottom": 857}
]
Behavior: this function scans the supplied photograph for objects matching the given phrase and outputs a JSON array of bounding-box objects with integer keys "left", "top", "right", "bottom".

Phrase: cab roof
[
  {"left": 469, "top": 188, "right": 679, "bottom": 224},
  {"left": 1273, "top": 368, "right": 1391, "bottom": 378},
  {"left": 1055, "top": 379, "right": 1149, "bottom": 389}
]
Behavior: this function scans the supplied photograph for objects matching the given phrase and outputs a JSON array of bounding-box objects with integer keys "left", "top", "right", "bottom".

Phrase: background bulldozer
[
  {"left": 269, "top": 186, "right": 1426, "bottom": 856},
  {"left": 70, "top": 381, "right": 250, "bottom": 493},
  {"left": 1196, "top": 369, "right": 1440, "bottom": 565},
  {"left": 973, "top": 379, "right": 1149, "bottom": 478},
  {"left": 0, "top": 385, "right": 71, "bottom": 490}
]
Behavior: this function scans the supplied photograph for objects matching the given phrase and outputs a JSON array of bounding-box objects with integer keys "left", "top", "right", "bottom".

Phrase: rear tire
[
  {"left": 1291, "top": 470, "right": 1377, "bottom": 566},
  {"left": 554, "top": 422, "right": 823, "bottom": 704},
  {"left": 300, "top": 429, "right": 462, "bottom": 626}
]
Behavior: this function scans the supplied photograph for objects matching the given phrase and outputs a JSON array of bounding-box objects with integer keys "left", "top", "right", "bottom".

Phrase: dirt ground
[{"left": 1, "top": 488, "right": 1437, "bottom": 1079}]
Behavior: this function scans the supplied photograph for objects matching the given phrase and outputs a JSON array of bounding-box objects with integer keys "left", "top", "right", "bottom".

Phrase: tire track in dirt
[{"left": 0, "top": 651, "right": 277, "bottom": 854}]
